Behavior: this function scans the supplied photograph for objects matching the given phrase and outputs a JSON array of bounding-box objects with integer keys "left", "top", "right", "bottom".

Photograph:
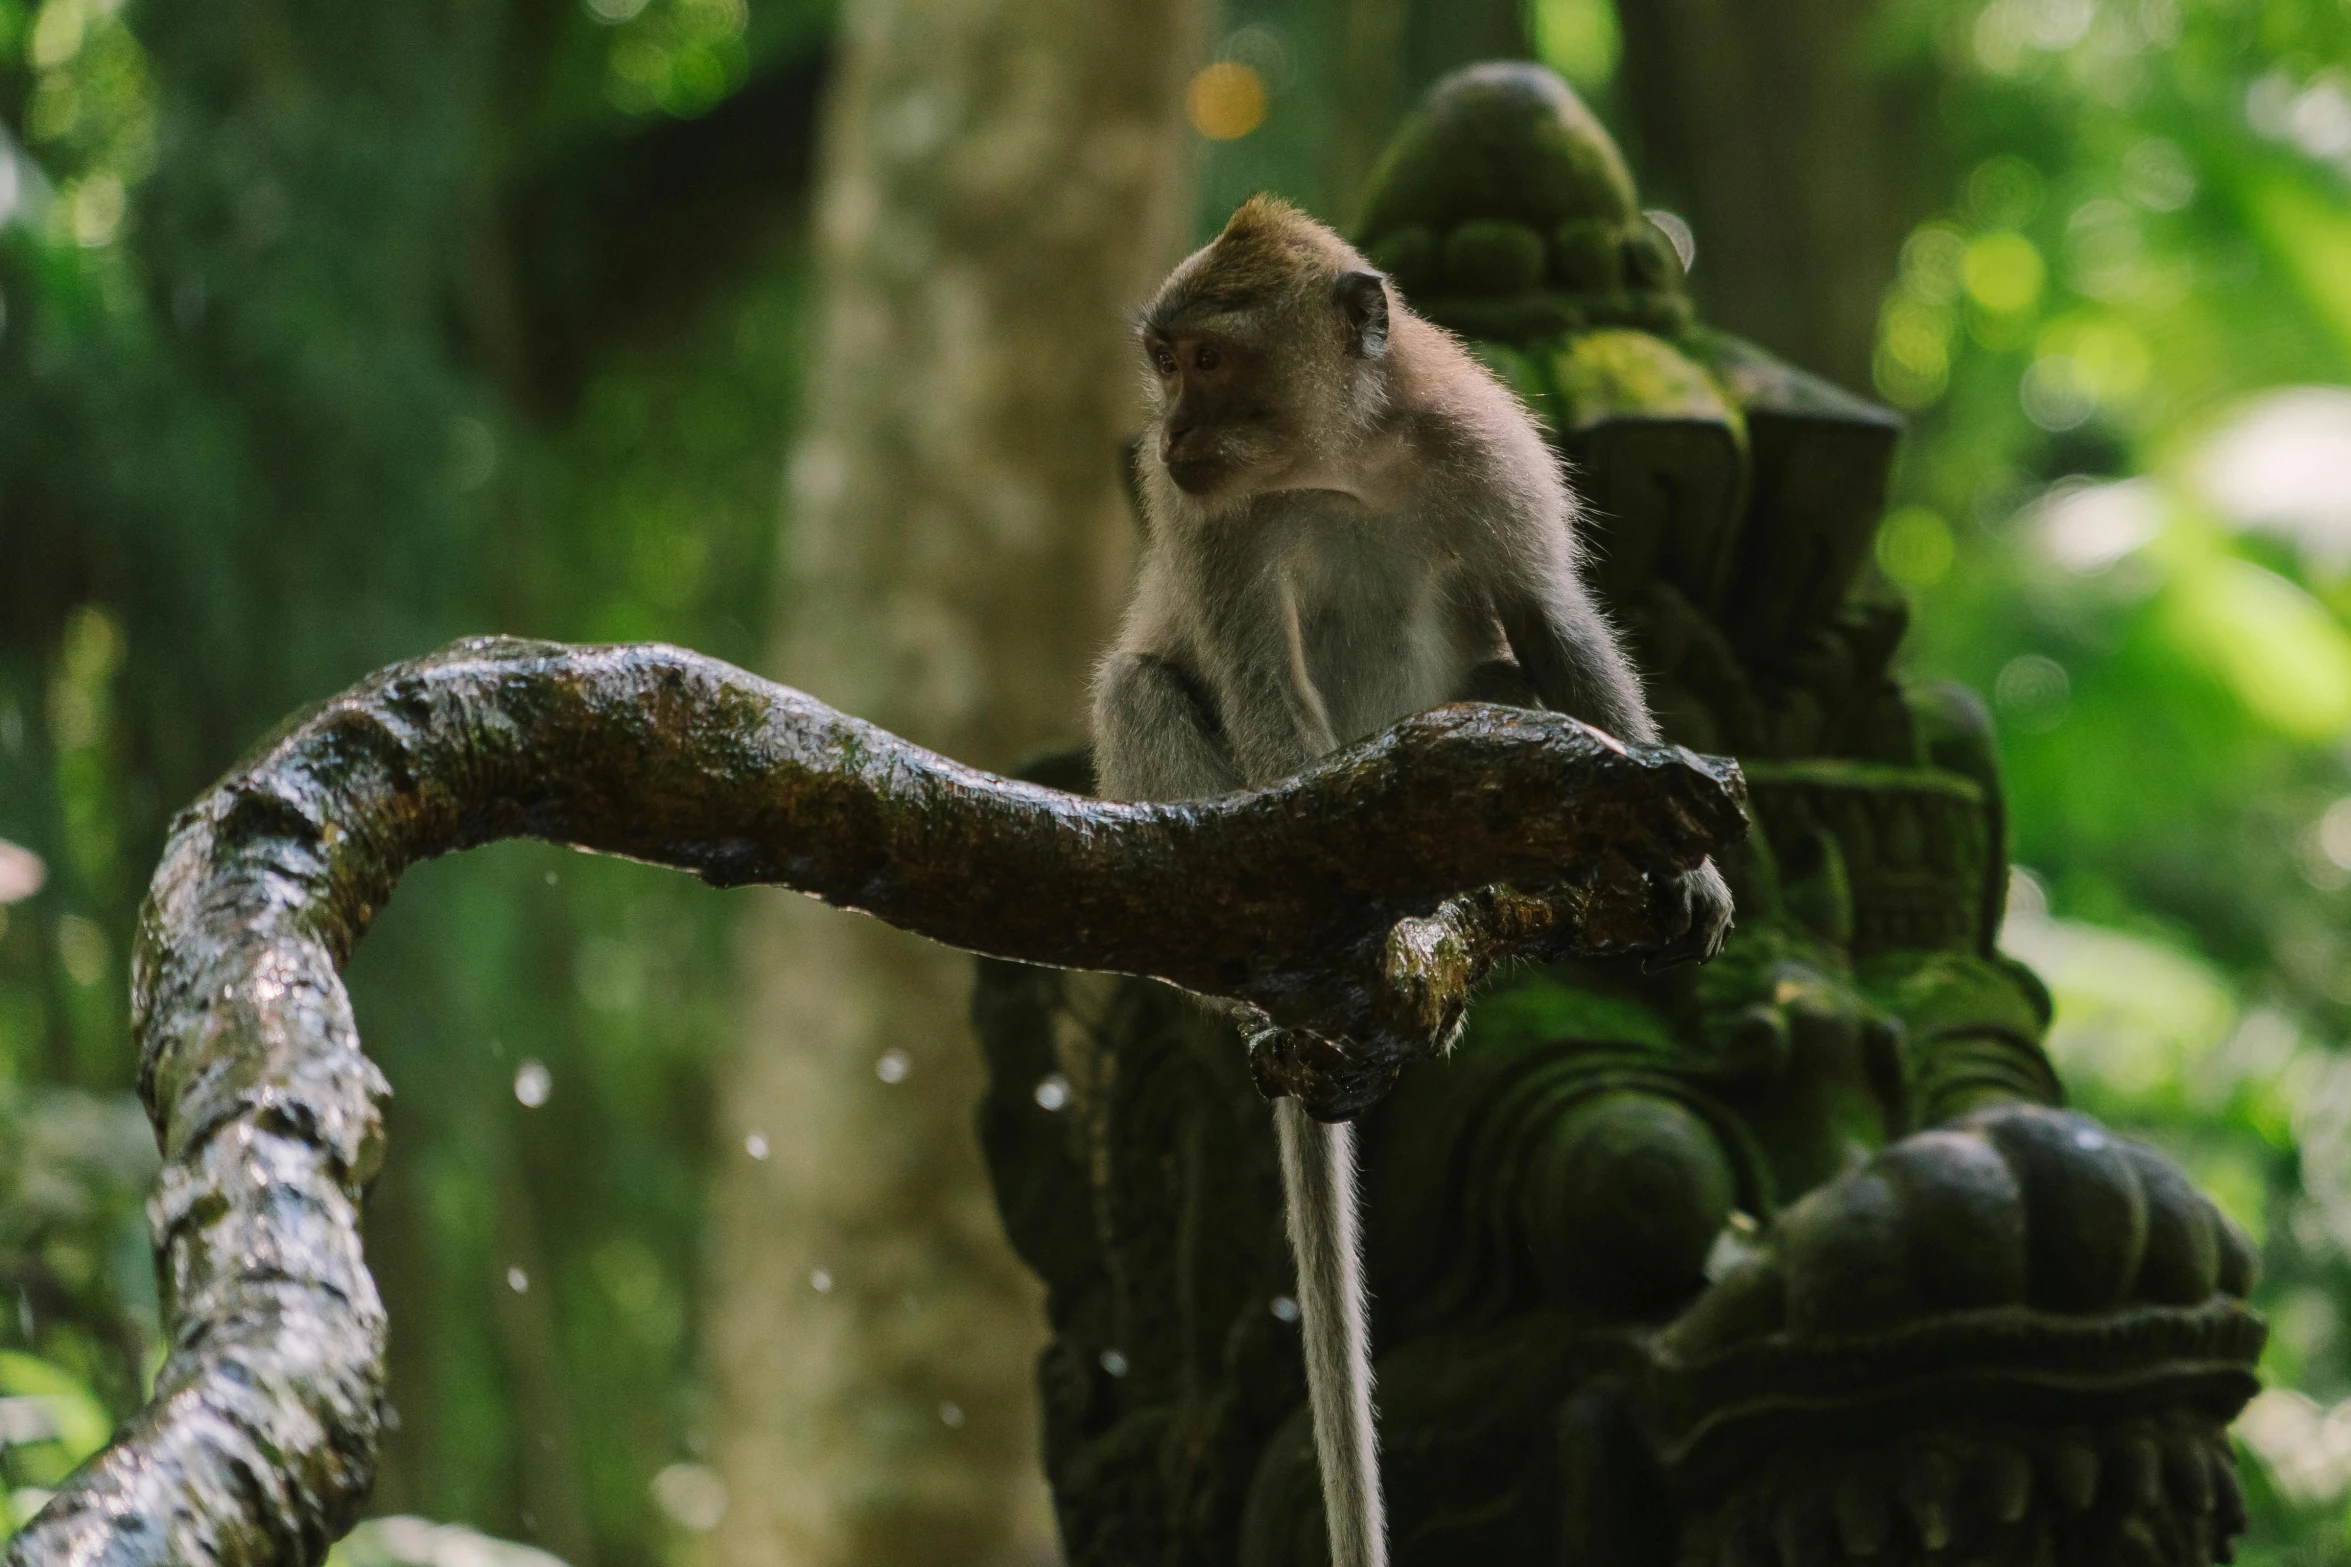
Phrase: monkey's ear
[{"left": 1334, "top": 270, "right": 1390, "bottom": 359}]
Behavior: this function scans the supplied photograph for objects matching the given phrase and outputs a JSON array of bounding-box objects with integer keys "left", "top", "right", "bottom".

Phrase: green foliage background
[
  {"left": 3, "top": 0, "right": 2350, "bottom": 1562},
  {"left": 0, "top": 1, "right": 824, "bottom": 1559},
  {"left": 1860, "top": 2, "right": 2351, "bottom": 1555}
]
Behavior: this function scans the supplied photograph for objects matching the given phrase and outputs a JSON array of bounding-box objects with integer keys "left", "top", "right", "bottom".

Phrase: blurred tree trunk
[
  {"left": 1614, "top": 0, "right": 1938, "bottom": 393},
  {"left": 707, "top": 3, "right": 1209, "bottom": 1566}
]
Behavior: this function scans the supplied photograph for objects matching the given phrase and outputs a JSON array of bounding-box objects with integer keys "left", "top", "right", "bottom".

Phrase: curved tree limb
[{"left": 4, "top": 636, "right": 1742, "bottom": 1567}]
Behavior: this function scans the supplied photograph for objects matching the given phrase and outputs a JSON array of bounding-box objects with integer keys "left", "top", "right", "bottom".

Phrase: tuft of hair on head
[
  {"left": 1215, "top": 193, "right": 1362, "bottom": 274},
  {"left": 1147, "top": 193, "right": 1374, "bottom": 337},
  {"left": 1220, "top": 192, "right": 1313, "bottom": 240}
]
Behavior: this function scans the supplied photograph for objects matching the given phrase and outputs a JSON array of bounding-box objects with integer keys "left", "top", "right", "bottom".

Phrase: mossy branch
[{"left": 4, "top": 636, "right": 1741, "bottom": 1567}]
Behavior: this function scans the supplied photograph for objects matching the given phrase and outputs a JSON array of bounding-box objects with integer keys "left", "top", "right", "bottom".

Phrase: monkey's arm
[
  {"left": 1093, "top": 650, "right": 1246, "bottom": 801},
  {"left": 1495, "top": 564, "right": 1661, "bottom": 745},
  {"left": 1496, "top": 551, "right": 1734, "bottom": 966},
  {"left": 1192, "top": 564, "right": 1350, "bottom": 785}
]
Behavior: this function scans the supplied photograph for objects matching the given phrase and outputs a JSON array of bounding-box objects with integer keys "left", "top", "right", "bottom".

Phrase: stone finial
[{"left": 1354, "top": 62, "right": 1691, "bottom": 341}]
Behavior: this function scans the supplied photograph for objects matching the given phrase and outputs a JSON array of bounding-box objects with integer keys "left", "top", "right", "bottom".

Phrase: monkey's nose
[{"left": 1163, "top": 424, "right": 1213, "bottom": 463}]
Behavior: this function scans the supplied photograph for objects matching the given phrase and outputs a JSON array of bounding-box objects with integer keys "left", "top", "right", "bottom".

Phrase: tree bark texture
[
  {"left": 1613, "top": 0, "right": 1938, "bottom": 394},
  {"left": 0, "top": 637, "right": 1739, "bottom": 1567},
  {"left": 712, "top": 4, "right": 1213, "bottom": 1564}
]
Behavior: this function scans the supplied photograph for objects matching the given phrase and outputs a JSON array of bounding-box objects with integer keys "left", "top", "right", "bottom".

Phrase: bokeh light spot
[
  {"left": 1876, "top": 506, "right": 1955, "bottom": 589},
  {"left": 1995, "top": 654, "right": 2071, "bottom": 733},
  {"left": 2035, "top": 479, "right": 2160, "bottom": 575},
  {"left": 652, "top": 1462, "right": 728, "bottom": 1531},
  {"left": 2020, "top": 355, "right": 2093, "bottom": 431},
  {"left": 69, "top": 173, "right": 122, "bottom": 248},
  {"left": 1963, "top": 231, "right": 2045, "bottom": 315},
  {"left": 0, "top": 841, "right": 47, "bottom": 905},
  {"left": 1874, "top": 296, "right": 1954, "bottom": 409},
  {"left": 2122, "top": 137, "right": 2197, "bottom": 211},
  {"left": 1965, "top": 156, "right": 2045, "bottom": 229},
  {"left": 29, "top": 0, "right": 84, "bottom": 69},
  {"left": 57, "top": 914, "right": 106, "bottom": 986},
  {"left": 1187, "top": 63, "right": 1267, "bottom": 141},
  {"left": 1530, "top": 0, "right": 1620, "bottom": 90},
  {"left": 1899, "top": 224, "right": 1967, "bottom": 305},
  {"left": 2319, "top": 799, "right": 2351, "bottom": 871}
]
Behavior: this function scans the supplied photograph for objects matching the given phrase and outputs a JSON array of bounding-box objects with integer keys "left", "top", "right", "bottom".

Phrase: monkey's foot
[
  {"left": 1645, "top": 857, "right": 1736, "bottom": 971},
  {"left": 1247, "top": 851, "right": 1727, "bottom": 1119}
]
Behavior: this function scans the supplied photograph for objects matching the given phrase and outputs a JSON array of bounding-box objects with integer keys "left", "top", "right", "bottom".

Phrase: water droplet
[
  {"left": 744, "top": 1131, "right": 770, "bottom": 1160},
  {"left": 1099, "top": 1348, "right": 1130, "bottom": 1378},
  {"left": 1270, "top": 1294, "right": 1300, "bottom": 1323},
  {"left": 876, "top": 1049, "right": 911, "bottom": 1084},
  {"left": 810, "top": 1268, "right": 834, "bottom": 1294},
  {"left": 544, "top": 870, "right": 558, "bottom": 886},
  {"left": 938, "top": 1401, "right": 965, "bottom": 1428},
  {"left": 1033, "top": 1073, "right": 1071, "bottom": 1111},
  {"left": 514, "top": 1059, "right": 553, "bottom": 1108},
  {"left": 507, "top": 1267, "right": 529, "bottom": 1293}
]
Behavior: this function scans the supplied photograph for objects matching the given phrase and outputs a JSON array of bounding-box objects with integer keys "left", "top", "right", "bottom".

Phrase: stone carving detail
[{"left": 974, "top": 64, "right": 2263, "bottom": 1567}]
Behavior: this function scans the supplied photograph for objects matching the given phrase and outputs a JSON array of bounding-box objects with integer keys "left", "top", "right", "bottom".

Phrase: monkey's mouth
[{"left": 1164, "top": 456, "right": 1230, "bottom": 495}]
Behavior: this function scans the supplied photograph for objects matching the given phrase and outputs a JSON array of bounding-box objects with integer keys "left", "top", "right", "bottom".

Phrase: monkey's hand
[{"left": 1645, "top": 857, "right": 1735, "bottom": 972}]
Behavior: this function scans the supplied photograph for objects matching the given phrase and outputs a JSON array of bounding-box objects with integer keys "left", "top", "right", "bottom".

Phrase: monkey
[{"left": 1089, "top": 195, "right": 1733, "bottom": 1567}]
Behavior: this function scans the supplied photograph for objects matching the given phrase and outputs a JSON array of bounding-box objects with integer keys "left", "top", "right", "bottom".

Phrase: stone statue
[{"left": 973, "top": 64, "right": 2263, "bottom": 1567}]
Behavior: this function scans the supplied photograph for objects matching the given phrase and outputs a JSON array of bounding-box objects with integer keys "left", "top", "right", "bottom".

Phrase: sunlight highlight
[{"left": 1187, "top": 62, "right": 1267, "bottom": 141}]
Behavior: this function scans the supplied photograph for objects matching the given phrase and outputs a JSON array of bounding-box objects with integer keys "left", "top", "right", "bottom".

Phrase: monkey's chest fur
[{"left": 1188, "top": 497, "right": 1505, "bottom": 785}]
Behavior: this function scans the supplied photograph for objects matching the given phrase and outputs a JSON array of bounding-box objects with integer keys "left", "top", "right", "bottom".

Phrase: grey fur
[
  {"left": 1275, "top": 1097, "right": 1385, "bottom": 1567},
  {"left": 1092, "top": 197, "right": 1732, "bottom": 1567}
]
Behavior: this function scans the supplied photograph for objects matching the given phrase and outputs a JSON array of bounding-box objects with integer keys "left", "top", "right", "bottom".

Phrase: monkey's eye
[
  {"left": 1194, "top": 346, "right": 1221, "bottom": 371},
  {"left": 1152, "top": 349, "right": 1178, "bottom": 376}
]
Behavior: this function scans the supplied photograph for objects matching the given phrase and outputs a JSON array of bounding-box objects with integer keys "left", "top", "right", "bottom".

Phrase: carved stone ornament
[{"left": 972, "top": 64, "right": 2264, "bottom": 1567}]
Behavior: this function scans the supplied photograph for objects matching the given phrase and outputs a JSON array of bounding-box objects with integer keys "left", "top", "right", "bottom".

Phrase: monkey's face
[{"left": 1142, "top": 327, "right": 1286, "bottom": 498}]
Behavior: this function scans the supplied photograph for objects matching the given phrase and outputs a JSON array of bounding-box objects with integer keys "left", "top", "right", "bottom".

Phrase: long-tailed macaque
[{"left": 1091, "top": 195, "right": 1733, "bottom": 1567}]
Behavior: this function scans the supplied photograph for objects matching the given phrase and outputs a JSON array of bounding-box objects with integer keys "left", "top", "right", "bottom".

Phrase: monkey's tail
[{"left": 1274, "top": 1097, "right": 1389, "bottom": 1567}]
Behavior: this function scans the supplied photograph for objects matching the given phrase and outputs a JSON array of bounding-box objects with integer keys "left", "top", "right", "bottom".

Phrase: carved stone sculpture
[{"left": 973, "top": 64, "right": 2263, "bottom": 1567}]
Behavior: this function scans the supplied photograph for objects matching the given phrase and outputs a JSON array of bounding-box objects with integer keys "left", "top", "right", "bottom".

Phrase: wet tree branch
[{"left": 3, "top": 636, "right": 1741, "bottom": 1567}]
